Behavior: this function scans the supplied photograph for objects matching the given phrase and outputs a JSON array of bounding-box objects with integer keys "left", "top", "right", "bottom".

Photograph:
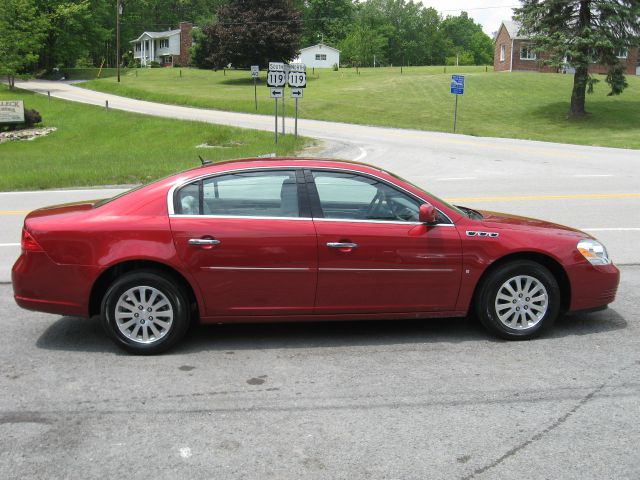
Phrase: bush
[
  {"left": 149, "top": 61, "right": 161, "bottom": 68},
  {"left": 332, "top": 63, "right": 339, "bottom": 71},
  {"left": 23, "top": 109, "right": 42, "bottom": 128}
]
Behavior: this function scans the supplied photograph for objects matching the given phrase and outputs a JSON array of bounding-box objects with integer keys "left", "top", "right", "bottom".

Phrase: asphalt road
[
  {"left": 0, "top": 269, "right": 638, "bottom": 479},
  {"left": 1, "top": 80, "right": 639, "bottom": 478}
]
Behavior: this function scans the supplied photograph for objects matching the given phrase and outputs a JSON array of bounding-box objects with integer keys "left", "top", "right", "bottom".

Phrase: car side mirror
[{"left": 419, "top": 203, "right": 438, "bottom": 224}]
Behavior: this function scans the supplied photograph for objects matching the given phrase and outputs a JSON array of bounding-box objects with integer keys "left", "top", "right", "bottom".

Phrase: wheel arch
[
  {"left": 89, "top": 260, "right": 200, "bottom": 318},
  {"left": 471, "top": 252, "right": 571, "bottom": 313}
]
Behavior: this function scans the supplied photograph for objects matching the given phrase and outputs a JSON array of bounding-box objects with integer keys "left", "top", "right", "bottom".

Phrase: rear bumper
[
  {"left": 12, "top": 251, "right": 97, "bottom": 317},
  {"left": 567, "top": 262, "right": 620, "bottom": 313}
]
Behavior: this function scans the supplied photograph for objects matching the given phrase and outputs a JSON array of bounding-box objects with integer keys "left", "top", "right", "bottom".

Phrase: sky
[{"left": 421, "top": 0, "right": 519, "bottom": 35}]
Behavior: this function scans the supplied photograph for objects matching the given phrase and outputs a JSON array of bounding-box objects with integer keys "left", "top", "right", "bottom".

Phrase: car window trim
[
  {"left": 304, "top": 167, "right": 454, "bottom": 225},
  {"left": 167, "top": 165, "right": 454, "bottom": 226},
  {"left": 169, "top": 167, "right": 308, "bottom": 219}
]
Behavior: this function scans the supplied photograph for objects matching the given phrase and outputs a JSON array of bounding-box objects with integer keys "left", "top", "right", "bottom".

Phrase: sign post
[
  {"left": 287, "top": 64, "right": 306, "bottom": 139},
  {"left": 267, "top": 62, "right": 286, "bottom": 143},
  {"left": 250, "top": 65, "right": 259, "bottom": 111},
  {"left": 450, "top": 74, "right": 465, "bottom": 133}
]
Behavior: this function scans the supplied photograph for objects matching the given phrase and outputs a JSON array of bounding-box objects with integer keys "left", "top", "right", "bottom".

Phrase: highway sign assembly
[
  {"left": 450, "top": 75, "right": 465, "bottom": 95},
  {"left": 450, "top": 74, "right": 465, "bottom": 133}
]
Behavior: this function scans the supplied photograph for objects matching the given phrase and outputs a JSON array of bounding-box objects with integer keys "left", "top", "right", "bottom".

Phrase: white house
[
  {"left": 292, "top": 43, "right": 340, "bottom": 68},
  {"left": 131, "top": 22, "right": 192, "bottom": 67}
]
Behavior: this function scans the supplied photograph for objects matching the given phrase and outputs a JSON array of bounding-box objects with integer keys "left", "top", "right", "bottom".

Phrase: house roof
[
  {"left": 130, "top": 29, "right": 181, "bottom": 43},
  {"left": 299, "top": 43, "right": 341, "bottom": 53},
  {"left": 500, "top": 20, "right": 529, "bottom": 40}
]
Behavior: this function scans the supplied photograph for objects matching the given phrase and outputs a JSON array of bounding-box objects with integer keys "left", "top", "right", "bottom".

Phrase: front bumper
[{"left": 567, "top": 262, "right": 620, "bottom": 313}]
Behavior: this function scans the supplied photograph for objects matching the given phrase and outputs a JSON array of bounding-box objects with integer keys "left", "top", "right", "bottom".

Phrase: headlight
[{"left": 577, "top": 239, "right": 611, "bottom": 265}]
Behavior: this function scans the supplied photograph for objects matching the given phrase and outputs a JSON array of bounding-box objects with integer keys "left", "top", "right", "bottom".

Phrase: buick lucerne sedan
[{"left": 13, "top": 158, "right": 620, "bottom": 354}]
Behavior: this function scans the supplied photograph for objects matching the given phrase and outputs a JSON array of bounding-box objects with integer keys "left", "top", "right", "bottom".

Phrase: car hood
[{"left": 478, "top": 210, "right": 591, "bottom": 238}]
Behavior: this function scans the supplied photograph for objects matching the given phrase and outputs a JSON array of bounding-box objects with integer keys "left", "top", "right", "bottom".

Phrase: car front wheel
[
  {"left": 475, "top": 260, "right": 560, "bottom": 340},
  {"left": 101, "top": 270, "right": 190, "bottom": 354}
]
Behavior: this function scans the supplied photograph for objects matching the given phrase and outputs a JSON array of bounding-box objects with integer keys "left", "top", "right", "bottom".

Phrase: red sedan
[{"left": 12, "top": 158, "right": 619, "bottom": 354}]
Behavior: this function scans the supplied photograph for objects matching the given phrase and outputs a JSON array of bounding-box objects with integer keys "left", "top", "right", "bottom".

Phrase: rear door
[
  {"left": 307, "top": 169, "right": 462, "bottom": 314},
  {"left": 170, "top": 169, "right": 318, "bottom": 317}
]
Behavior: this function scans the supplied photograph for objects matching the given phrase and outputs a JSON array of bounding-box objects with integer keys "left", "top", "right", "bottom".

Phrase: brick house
[
  {"left": 494, "top": 20, "right": 639, "bottom": 75},
  {"left": 131, "top": 22, "right": 192, "bottom": 67}
]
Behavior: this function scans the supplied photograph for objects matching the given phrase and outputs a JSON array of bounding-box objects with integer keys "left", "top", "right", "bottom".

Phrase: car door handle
[
  {"left": 189, "top": 238, "right": 221, "bottom": 246},
  {"left": 327, "top": 242, "right": 358, "bottom": 249}
]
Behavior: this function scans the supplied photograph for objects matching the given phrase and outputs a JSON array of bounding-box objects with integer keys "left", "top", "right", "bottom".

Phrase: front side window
[
  {"left": 500, "top": 45, "right": 506, "bottom": 62},
  {"left": 175, "top": 170, "right": 300, "bottom": 217},
  {"left": 315, "top": 54, "right": 327, "bottom": 60},
  {"left": 520, "top": 45, "right": 536, "bottom": 60},
  {"left": 312, "top": 171, "right": 421, "bottom": 222},
  {"left": 616, "top": 48, "right": 628, "bottom": 59}
]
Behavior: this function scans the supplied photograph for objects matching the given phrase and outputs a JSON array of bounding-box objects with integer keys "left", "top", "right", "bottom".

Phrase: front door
[
  {"left": 308, "top": 170, "right": 462, "bottom": 314},
  {"left": 170, "top": 169, "right": 317, "bottom": 317}
]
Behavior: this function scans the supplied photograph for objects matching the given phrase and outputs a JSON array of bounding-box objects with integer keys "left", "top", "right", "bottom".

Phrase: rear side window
[{"left": 175, "top": 170, "right": 300, "bottom": 217}]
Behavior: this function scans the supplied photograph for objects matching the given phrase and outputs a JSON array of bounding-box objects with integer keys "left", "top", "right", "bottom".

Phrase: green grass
[
  {"left": 0, "top": 85, "right": 309, "bottom": 191},
  {"left": 82, "top": 66, "right": 640, "bottom": 149}
]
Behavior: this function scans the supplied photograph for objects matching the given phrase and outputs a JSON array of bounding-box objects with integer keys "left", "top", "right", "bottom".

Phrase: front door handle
[
  {"left": 189, "top": 238, "right": 221, "bottom": 246},
  {"left": 327, "top": 242, "right": 358, "bottom": 249}
]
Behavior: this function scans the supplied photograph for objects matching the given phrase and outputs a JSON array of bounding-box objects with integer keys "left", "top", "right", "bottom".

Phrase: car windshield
[{"left": 384, "top": 170, "right": 467, "bottom": 217}]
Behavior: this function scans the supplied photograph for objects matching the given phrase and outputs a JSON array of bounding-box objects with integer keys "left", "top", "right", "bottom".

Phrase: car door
[
  {"left": 169, "top": 169, "right": 317, "bottom": 317},
  {"left": 307, "top": 169, "right": 462, "bottom": 314}
]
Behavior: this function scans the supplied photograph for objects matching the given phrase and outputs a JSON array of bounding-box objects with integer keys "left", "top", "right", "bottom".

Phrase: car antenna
[{"left": 198, "top": 155, "right": 212, "bottom": 166}]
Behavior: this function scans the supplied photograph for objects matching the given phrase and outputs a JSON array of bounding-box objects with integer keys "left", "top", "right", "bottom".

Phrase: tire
[
  {"left": 475, "top": 260, "right": 560, "bottom": 340},
  {"left": 101, "top": 270, "right": 190, "bottom": 354}
]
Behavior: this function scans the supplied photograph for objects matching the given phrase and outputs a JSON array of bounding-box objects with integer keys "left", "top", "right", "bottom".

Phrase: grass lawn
[
  {"left": 82, "top": 66, "right": 640, "bottom": 149},
  {"left": 0, "top": 85, "right": 308, "bottom": 191}
]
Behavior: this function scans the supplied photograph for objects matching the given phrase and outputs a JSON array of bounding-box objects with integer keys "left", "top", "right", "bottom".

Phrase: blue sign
[{"left": 450, "top": 75, "right": 465, "bottom": 95}]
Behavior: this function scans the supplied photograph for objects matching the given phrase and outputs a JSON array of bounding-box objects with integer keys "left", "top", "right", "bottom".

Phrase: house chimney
[{"left": 178, "top": 22, "right": 193, "bottom": 67}]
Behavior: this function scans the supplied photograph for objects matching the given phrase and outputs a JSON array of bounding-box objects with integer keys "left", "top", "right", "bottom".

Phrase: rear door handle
[
  {"left": 327, "top": 242, "right": 358, "bottom": 249},
  {"left": 189, "top": 238, "right": 221, "bottom": 246}
]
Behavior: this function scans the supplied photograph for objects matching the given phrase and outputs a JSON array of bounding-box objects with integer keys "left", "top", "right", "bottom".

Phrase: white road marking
[
  {"left": 0, "top": 244, "right": 20, "bottom": 247},
  {"left": 437, "top": 177, "right": 477, "bottom": 181},
  {"left": 573, "top": 174, "right": 615, "bottom": 178},
  {"left": 353, "top": 146, "right": 367, "bottom": 162},
  {"left": 581, "top": 228, "right": 640, "bottom": 232},
  {"left": 179, "top": 447, "right": 192, "bottom": 459}
]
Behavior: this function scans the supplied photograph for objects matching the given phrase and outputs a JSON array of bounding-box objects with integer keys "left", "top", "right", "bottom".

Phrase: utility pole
[{"left": 116, "top": 0, "right": 123, "bottom": 83}]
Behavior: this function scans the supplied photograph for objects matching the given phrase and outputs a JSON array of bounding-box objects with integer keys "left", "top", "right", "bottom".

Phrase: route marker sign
[
  {"left": 288, "top": 71, "right": 306, "bottom": 88},
  {"left": 450, "top": 74, "right": 465, "bottom": 95},
  {"left": 267, "top": 70, "right": 286, "bottom": 87}
]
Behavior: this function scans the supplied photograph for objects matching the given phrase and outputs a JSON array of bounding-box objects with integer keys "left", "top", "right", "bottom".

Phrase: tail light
[{"left": 21, "top": 228, "right": 43, "bottom": 252}]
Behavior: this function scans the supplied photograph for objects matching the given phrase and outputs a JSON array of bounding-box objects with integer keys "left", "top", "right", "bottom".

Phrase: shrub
[
  {"left": 23, "top": 109, "right": 42, "bottom": 128},
  {"left": 149, "top": 61, "right": 161, "bottom": 68},
  {"left": 332, "top": 63, "right": 339, "bottom": 71}
]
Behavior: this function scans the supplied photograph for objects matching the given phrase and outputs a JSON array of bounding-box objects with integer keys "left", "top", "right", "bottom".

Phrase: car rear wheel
[
  {"left": 475, "top": 260, "right": 560, "bottom": 340},
  {"left": 101, "top": 270, "right": 190, "bottom": 354}
]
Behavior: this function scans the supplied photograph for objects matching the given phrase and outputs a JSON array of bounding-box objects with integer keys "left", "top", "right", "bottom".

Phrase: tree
[
  {"left": 0, "top": 0, "right": 47, "bottom": 88},
  {"left": 440, "top": 12, "right": 494, "bottom": 66},
  {"left": 515, "top": 1, "right": 640, "bottom": 117},
  {"left": 300, "top": 0, "right": 354, "bottom": 47},
  {"left": 199, "top": 0, "right": 302, "bottom": 69}
]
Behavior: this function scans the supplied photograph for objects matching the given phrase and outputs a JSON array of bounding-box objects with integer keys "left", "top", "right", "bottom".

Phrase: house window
[
  {"left": 616, "top": 48, "right": 628, "bottom": 59},
  {"left": 520, "top": 45, "right": 536, "bottom": 60},
  {"left": 500, "top": 45, "right": 506, "bottom": 62},
  {"left": 315, "top": 54, "right": 327, "bottom": 61},
  {"left": 135, "top": 43, "right": 141, "bottom": 52},
  {"left": 159, "top": 39, "right": 169, "bottom": 49}
]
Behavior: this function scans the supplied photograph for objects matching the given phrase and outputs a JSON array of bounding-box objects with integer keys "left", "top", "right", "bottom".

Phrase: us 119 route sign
[{"left": 267, "top": 62, "right": 286, "bottom": 87}]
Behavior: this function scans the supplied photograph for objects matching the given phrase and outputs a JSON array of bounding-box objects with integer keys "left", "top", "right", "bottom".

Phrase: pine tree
[{"left": 515, "top": 0, "right": 640, "bottom": 117}]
